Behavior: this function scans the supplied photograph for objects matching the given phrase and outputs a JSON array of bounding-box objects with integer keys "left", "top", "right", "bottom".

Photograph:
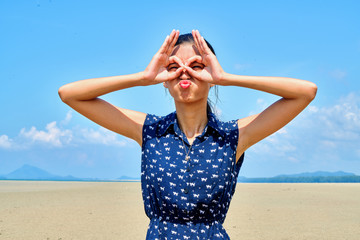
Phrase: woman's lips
[{"left": 179, "top": 80, "right": 191, "bottom": 89}]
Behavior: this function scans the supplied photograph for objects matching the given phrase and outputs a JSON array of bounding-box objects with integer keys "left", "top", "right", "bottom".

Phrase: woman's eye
[
  {"left": 168, "top": 66, "right": 179, "bottom": 71},
  {"left": 192, "top": 65, "right": 203, "bottom": 70}
]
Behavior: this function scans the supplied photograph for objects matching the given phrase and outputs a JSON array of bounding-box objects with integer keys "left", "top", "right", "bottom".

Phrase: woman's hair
[
  {"left": 175, "top": 33, "right": 219, "bottom": 115},
  {"left": 175, "top": 33, "right": 216, "bottom": 55}
]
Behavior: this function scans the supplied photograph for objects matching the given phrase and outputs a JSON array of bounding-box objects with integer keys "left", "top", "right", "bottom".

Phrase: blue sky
[{"left": 1, "top": 0, "right": 360, "bottom": 178}]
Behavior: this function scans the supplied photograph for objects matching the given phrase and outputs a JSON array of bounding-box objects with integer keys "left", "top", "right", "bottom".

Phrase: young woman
[{"left": 58, "top": 29, "right": 317, "bottom": 239}]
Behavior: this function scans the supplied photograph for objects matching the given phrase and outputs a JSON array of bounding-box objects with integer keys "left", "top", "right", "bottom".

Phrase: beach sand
[{"left": 0, "top": 181, "right": 359, "bottom": 240}]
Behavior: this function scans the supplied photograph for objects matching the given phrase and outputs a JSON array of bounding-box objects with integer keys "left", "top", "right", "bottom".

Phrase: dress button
[
  {"left": 184, "top": 188, "right": 189, "bottom": 194},
  {"left": 186, "top": 167, "right": 190, "bottom": 172}
]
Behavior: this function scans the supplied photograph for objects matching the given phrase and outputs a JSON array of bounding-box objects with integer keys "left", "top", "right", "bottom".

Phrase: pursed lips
[{"left": 179, "top": 80, "right": 191, "bottom": 89}]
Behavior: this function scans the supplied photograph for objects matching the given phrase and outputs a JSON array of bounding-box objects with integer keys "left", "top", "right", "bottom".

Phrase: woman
[{"left": 58, "top": 29, "right": 317, "bottom": 239}]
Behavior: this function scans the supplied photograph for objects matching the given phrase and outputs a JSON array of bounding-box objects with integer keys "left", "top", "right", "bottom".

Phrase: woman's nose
[{"left": 179, "top": 68, "right": 190, "bottom": 79}]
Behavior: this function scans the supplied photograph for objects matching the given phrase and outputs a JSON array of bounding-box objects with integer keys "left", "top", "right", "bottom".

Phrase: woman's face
[{"left": 164, "top": 43, "right": 211, "bottom": 104}]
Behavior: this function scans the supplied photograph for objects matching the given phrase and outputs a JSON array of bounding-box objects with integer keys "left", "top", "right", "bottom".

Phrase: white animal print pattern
[{"left": 141, "top": 112, "right": 244, "bottom": 239}]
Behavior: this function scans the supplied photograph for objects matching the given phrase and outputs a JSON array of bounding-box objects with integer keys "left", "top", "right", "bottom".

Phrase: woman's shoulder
[
  {"left": 209, "top": 112, "right": 239, "bottom": 134},
  {"left": 142, "top": 112, "right": 177, "bottom": 139},
  {"left": 144, "top": 112, "right": 175, "bottom": 126}
]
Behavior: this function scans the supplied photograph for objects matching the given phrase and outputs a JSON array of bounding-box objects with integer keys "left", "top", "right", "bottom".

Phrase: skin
[{"left": 58, "top": 29, "right": 317, "bottom": 163}]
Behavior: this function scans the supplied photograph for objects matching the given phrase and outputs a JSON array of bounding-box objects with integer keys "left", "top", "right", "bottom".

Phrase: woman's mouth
[{"left": 179, "top": 80, "right": 191, "bottom": 89}]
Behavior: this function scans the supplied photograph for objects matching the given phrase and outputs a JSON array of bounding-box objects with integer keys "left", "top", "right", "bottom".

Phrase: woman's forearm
[
  {"left": 220, "top": 73, "right": 317, "bottom": 101},
  {"left": 58, "top": 72, "right": 146, "bottom": 102}
]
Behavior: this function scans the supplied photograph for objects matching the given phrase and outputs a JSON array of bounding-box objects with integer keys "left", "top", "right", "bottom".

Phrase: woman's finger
[
  {"left": 196, "top": 30, "right": 209, "bottom": 54},
  {"left": 163, "top": 29, "right": 176, "bottom": 54},
  {"left": 169, "top": 55, "right": 184, "bottom": 66},
  {"left": 184, "top": 65, "right": 201, "bottom": 80},
  {"left": 159, "top": 29, "right": 176, "bottom": 55},
  {"left": 185, "top": 55, "right": 202, "bottom": 66},
  {"left": 194, "top": 30, "right": 204, "bottom": 53},
  {"left": 199, "top": 33, "right": 212, "bottom": 55},
  {"left": 194, "top": 30, "right": 205, "bottom": 54},
  {"left": 168, "top": 65, "right": 184, "bottom": 80},
  {"left": 158, "top": 35, "right": 170, "bottom": 54},
  {"left": 167, "top": 30, "right": 179, "bottom": 55},
  {"left": 163, "top": 29, "right": 176, "bottom": 55},
  {"left": 192, "top": 30, "right": 203, "bottom": 55}
]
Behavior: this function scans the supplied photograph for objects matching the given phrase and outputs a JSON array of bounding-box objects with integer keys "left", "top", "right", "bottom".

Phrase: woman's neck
[{"left": 175, "top": 101, "right": 208, "bottom": 144}]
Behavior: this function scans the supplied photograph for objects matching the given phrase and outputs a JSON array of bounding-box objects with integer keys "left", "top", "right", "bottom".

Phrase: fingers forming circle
[
  {"left": 166, "top": 30, "right": 179, "bottom": 55},
  {"left": 200, "top": 35, "right": 211, "bottom": 55},
  {"left": 185, "top": 55, "right": 202, "bottom": 66},
  {"left": 192, "top": 30, "right": 202, "bottom": 55},
  {"left": 184, "top": 65, "right": 201, "bottom": 80},
  {"left": 168, "top": 66, "right": 184, "bottom": 80},
  {"left": 195, "top": 30, "right": 205, "bottom": 53},
  {"left": 193, "top": 30, "right": 212, "bottom": 55},
  {"left": 159, "top": 35, "right": 170, "bottom": 54},
  {"left": 169, "top": 55, "right": 184, "bottom": 66}
]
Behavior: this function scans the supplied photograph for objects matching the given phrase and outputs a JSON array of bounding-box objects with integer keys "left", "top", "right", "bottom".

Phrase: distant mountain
[
  {"left": 2, "top": 166, "right": 359, "bottom": 183},
  {"left": 117, "top": 175, "right": 140, "bottom": 181},
  {"left": 275, "top": 171, "right": 355, "bottom": 178},
  {"left": 5, "top": 164, "right": 57, "bottom": 180},
  {"left": 2, "top": 164, "right": 81, "bottom": 181},
  {"left": 1, "top": 165, "right": 131, "bottom": 182},
  {"left": 238, "top": 171, "right": 360, "bottom": 183}
]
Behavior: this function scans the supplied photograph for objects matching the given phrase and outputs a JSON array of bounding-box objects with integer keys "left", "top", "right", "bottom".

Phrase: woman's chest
[{"left": 142, "top": 135, "right": 237, "bottom": 197}]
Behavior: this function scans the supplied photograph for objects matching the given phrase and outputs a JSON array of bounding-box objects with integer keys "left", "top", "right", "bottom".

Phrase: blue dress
[{"left": 141, "top": 111, "right": 244, "bottom": 239}]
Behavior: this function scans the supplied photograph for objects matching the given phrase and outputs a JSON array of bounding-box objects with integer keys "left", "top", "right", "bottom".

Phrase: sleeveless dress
[{"left": 141, "top": 111, "right": 244, "bottom": 239}]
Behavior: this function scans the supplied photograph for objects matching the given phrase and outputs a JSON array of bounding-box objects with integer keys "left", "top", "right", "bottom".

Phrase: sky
[{"left": 1, "top": 0, "right": 360, "bottom": 179}]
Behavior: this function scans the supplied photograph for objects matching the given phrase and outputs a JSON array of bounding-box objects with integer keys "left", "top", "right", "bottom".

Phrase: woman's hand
[
  {"left": 183, "top": 30, "right": 225, "bottom": 85},
  {"left": 143, "top": 30, "right": 184, "bottom": 85}
]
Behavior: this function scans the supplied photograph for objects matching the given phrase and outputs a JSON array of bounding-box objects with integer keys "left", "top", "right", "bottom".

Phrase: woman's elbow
[
  {"left": 58, "top": 85, "right": 73, "bottom": 103},
  {"left": 306, "top": 82, "right": 318, "bottom": 101},
  {"left": 299, "top": 81, "right": 317, "bottom": 102}
]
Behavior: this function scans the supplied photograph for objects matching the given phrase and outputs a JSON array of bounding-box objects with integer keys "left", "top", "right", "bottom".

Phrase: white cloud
[
  {"left": 213, "top": 106, "right": 222, "bottom": 117},
  {"left": 61, "top": 111, "right": 73, "bottom": 125},
  {"left": 0, "top": 135, "right": 13, "bottom": 149},
  {"left": 0, "top": 111, "right": 132, "bottom": 150},
  {"left": 248, "top": 98, "right": 268, "bottom": 116},
  {"left": 307, "top": 105, "right": 319, "bottom": 113},
  {"left": 256, "top": 98, "right": 264, "bottom": 105},
  {"left": 276, "top": 61, "right": 308, "bottom": 76},
  {"left": 329, "top": 69, "right": 347, "bottom": 81},
  {"left": 319, "top": 140, "right": 336, "bottom": 149},
  {"left": 234, "top": 63, "right": 251, "bottom": 71},
  {"left": 20, "top": 121, "right": 72, "bottom": 147},
  {"left": 310, "top": 93, "right": 360, "bottom": 141},
  {"left": 248, "top": 92, "right": 360, "bottom": 165},
  {"left": 3, "top": 93, "right": 360, "bottom": 159},
  {"left": 250, "top": 126, "right": 297, "bottom": 158},
  {"left": 79, "top": 127, "right": 128, "bottom": 147},
  {"left": 288, "top": 156, "right": 299, "bottom": 163}
]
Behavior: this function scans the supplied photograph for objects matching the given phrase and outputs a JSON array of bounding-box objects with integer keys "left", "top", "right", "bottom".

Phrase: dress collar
[{"left": 156, "top": 111, "right": 226, "bottom": 138}]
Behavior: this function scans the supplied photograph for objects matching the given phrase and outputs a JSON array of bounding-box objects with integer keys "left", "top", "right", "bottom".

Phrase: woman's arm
[
  {"left": 58, "top": 30, "right": 183, "bottom": 146},
  {"left": 220, "top": 74, "right": 317, "bottom": 159},
  {"left": 185, "top": 30, "right": 317, "bottom": 160},
  {"left": 58, "top": 73, "right": 148, "bottom": 145}
]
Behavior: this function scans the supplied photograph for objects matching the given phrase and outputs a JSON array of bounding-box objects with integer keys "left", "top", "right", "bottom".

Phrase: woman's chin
[{"left": 179, "top": 95, "right": 192, "bottom": 102}]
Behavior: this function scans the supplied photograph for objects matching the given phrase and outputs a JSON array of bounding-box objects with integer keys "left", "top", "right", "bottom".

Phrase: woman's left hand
[{"left": 183, "top": 30, "right": 225, "bottom": 85}]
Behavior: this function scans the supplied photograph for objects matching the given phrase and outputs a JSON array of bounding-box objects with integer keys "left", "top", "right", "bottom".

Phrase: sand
[{"left": 0, "top": 181, "right": 359, "bottom": 240}]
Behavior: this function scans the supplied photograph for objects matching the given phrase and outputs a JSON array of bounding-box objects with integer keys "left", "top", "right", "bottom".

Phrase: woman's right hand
[{"left": 142, "top": 30, "right": 184, "bottom": 85}]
